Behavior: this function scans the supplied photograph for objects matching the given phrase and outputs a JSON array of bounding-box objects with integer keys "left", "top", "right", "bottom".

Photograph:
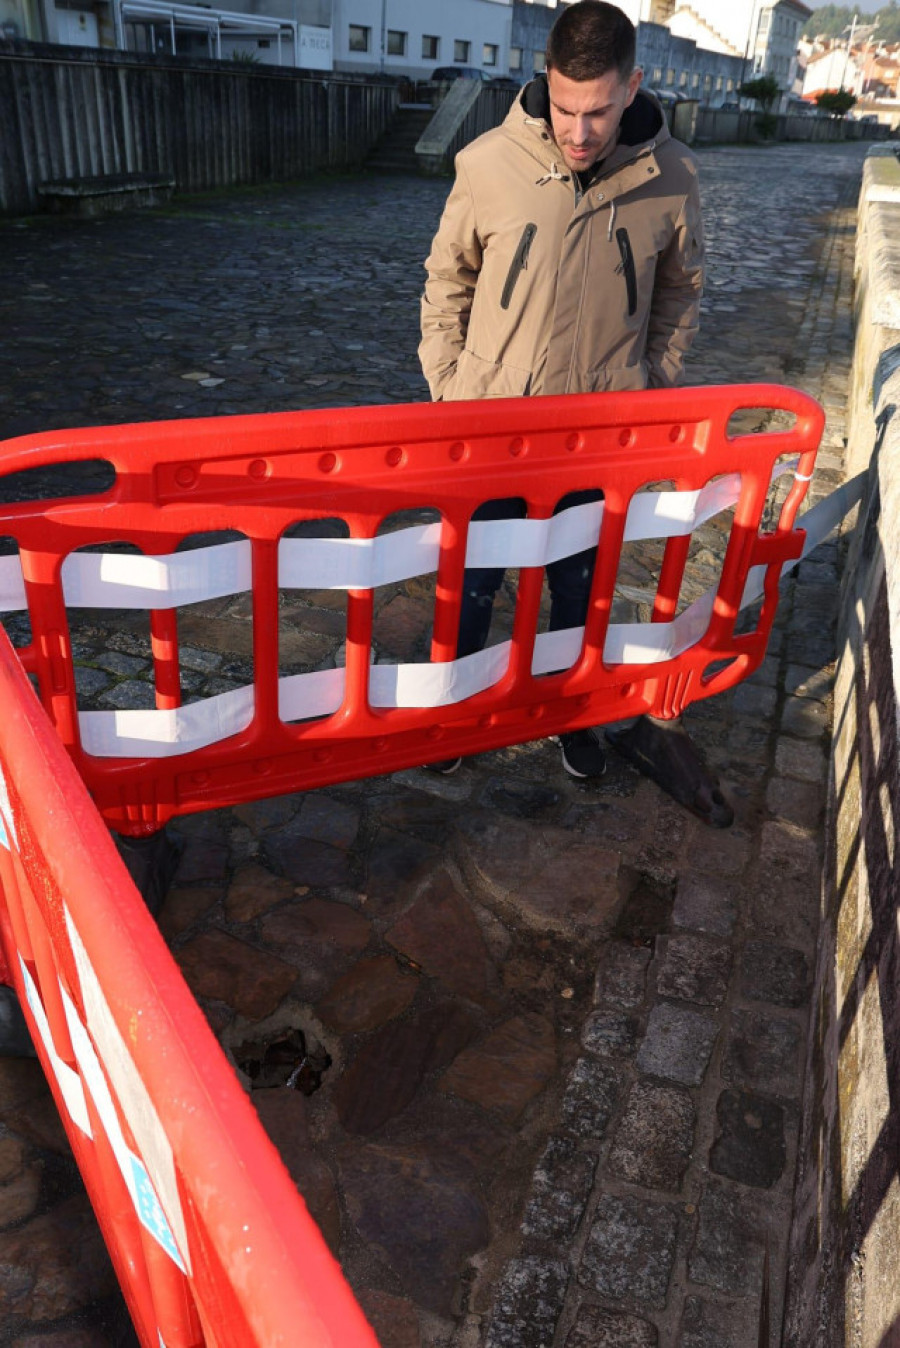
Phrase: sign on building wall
[{"left": 300, "top": 24, "right": 332, "bottom": 69}]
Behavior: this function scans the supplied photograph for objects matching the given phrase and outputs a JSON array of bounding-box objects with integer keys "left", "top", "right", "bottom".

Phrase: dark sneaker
[
  {"left": 558, "top": 729, "right": 606, "bottom": 780},
  {"left": 425, "top": 756, "right": 463, "bottom": 775}
]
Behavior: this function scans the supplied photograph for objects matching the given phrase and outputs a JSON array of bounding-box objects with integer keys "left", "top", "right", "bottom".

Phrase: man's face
[{"left": 547, "top": 65, "right": 643, "bottom": 173}]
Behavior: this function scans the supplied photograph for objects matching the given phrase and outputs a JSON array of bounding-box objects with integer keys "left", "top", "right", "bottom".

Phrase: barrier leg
[
  {"left": 605, "top": 716, "right": 734, "bottom": 829},
  {"left": 113, "top": 829, "right": 184, "bottom": 917}
]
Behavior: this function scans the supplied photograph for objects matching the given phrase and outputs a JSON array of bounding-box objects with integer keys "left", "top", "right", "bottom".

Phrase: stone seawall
[{"left": 784, "top": 146, "right": 900, "bottom": 1346}]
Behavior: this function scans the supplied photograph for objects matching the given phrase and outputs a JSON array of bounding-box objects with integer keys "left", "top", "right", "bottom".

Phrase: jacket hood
[{"left": 517, "top": 75, "right": 667, "bottom": 154}]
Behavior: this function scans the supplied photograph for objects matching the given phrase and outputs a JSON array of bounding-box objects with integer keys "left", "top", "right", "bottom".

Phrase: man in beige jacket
[{"left": 419, "top": 2, "right": 731, "bottom": 825}]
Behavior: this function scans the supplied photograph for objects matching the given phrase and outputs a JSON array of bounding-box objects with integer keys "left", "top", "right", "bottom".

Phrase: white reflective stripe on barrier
[
  {"left": 0, "top": 468, "right": 795, "bottom": 613},
  {"left": 279, "top": 522, "right": 442, "bottom": 591},
  {"left": 19, "top": 958, "right": 93, "bottom": 1137},
  {"left": 369, "top": 643, "right": 512, "bottom": 709},
  {"left": 65, "top": 910, "right": 190, "bottom": 1273},
  {"left": 464, "top": 502, "right": 603, "bottom": 569},
  {"left": 278, "top": 667, "right": 345, "bottom": 722},
  {"left": 0, "top": 762, "right": 18, "bottom": 852},
  {"left": 61, "top": 541, "right": 253, "bottom": 610},
  {"left": 72, "top": 469, "right": 865, "bottom": 755},
  {"left": 624, "top": 472, "right": 745, "bottom": 542},
  {"left": 59, "top": 976, "right": 187, "bottom": 1273},
  {"left": 79, "top": 684, "right": 255, "bottom": 757},
  {"left": 0, "top": 555, "right": 26, "bottom": 612}
]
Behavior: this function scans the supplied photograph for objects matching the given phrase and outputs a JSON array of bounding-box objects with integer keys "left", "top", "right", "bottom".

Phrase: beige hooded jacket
[{"left": 419, "top": 80, "right": 704, "bottom": 402}]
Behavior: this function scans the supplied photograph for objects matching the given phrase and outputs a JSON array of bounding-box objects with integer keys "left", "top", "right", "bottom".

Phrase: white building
[
  {"left": 802, "top": 46, "right": 864, "bottom": 98},
  {"left": 637, "top": 1, "right": 810, "bottom": 107},
  {"left": 333, "top": 0, "right": 514, "bottom": 79}
]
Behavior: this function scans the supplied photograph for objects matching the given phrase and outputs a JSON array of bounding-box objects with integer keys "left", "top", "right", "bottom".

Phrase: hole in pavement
[{"left": 233, "top": 1027, "right": 332, "bottom": 1094}]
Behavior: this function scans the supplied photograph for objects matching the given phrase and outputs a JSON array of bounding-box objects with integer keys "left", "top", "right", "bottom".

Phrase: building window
[
  {"left": 715, "top": 74, "right": 723, "bottom": 91},
  {"left": 533, "top": 49, "right": 546, "bottom": 71},
  {"left": 679, "top": 69, "right": 688, "bottom": 87},
  {"left": 454, "top": 39, "right": 470, "bottom": 63},
  {"left": 692, "top": 72, "right": 700, "bottom": 89},
  {"left": 509, "top": 45, "right": 522, "bottom": 71},
  {"left": 387, "top": 29, "right": 406, "bottom": 56},
  {"left": 652, "top": 66, "right": 662, "bottom": 83},
  {"left": 726, "top": 78, "right": 734, "bottom": 92},
  {"left": 348, "top": 24, "right": 369, "bottom": 52},
  {"left": 422, "top": 33, "right": 438, "bottom": 60},
  {"left": 483, "top": 42, "right": 498, "bottom": 67},
  {"left": 666, "top": 67, "right": 675, "bottom": 85}
]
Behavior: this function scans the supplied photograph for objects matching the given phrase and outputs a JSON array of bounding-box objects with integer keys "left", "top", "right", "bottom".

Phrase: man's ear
[{"left": 625, "top": 66, "right": 643, "bottom": 108}]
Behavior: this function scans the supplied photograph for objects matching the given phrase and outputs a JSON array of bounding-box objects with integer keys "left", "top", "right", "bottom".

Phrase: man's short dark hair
[{"left": 545, "top": 1, "right": 636, "bottom": 82}]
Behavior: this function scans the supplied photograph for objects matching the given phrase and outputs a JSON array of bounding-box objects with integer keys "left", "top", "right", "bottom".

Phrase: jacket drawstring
[
  {"left": 535, "top": 162, "right": 567, "bottom": 186},
  {"left": 607, "top": 199, "right": 618, "bottom": 242}
]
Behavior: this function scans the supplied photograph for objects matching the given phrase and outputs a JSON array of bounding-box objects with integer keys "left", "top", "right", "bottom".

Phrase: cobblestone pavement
[{"left": 0, "top": 139, "right": 866, "bottom": 1347}]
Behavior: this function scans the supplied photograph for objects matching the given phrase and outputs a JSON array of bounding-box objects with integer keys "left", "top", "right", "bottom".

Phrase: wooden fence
[{"left": 0, "top": 42, "right": 400, "bottom": 215}]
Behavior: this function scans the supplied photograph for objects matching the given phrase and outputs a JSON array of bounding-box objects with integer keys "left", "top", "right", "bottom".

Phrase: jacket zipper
[
  {"left": 616, "top": 227, "right": 637, "bottom": 316},
  {"left": 501, "top": 222, "right": 537, "bottom": 310}
]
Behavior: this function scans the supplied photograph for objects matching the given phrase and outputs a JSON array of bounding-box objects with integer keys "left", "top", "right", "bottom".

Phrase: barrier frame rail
[{"left": 0, "top": 385, "right": 824, "bottom": 838}]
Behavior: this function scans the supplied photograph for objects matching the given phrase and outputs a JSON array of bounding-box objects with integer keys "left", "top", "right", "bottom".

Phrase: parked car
[
  {"left": 431, "top": 66, "right": 492, "bottom": 83},
  {"left": 488, "top": 75, "right": 524, "bottom": 90},
  {"left": 646, "top": 88, "right": 689, "bottom": 109},
  {"left": 719, "top": 100, "right": 741, "bottom": 112}
]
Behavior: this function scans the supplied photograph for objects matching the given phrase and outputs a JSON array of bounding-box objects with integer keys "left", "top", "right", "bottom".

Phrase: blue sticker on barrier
[
  {"left": 0, "top": 813, "right": 8, "bottom": 852},
  {"left": 129, "top": 1152, "right": 186, "bottom": 1273}
]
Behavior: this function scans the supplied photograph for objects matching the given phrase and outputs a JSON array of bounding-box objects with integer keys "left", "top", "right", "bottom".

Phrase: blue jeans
[{"left": 456, "top": 491, "right": 603, "bottom": 658}]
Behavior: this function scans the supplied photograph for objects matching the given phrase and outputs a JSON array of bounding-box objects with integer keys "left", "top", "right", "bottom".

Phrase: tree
[
  {"left": 816, "top": 89, "right": 858, "bottom": 116},
  {"left": 738, "top": 75, "right": 781, "bottom": 111},
  {"left": 738, "top": 74, "right": 781, "bottom": 137},
  {"left": 876, "top": 1, "right": 900, "bottom": 43},
  {"left": 803, "top": 5, "right": 858, "bottom": 39}
]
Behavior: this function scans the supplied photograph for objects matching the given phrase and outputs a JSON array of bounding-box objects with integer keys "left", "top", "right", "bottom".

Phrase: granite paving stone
[
  {"left": 578, "top": 1193, "right": 680, "bottom": 1309},
  {"left": 671, "top": 874, "right": 739, "bottom": 938},
  {"left": 521, "top": 1135, "right": 597, "bottom": 1242},
  {"left": 0, "top": 140, "right": 866, "bottom": 1344},
  {"left": 636, "top": 1001, "right": 720, "bottom": 1086},
  {"left": 723, "top": 1009, "right": 803, "bottom": 1098},
  {"left": 677, "top": 1294, "right": 760, "bottom": 1348},
  {"left": 739, "top": 939, "right": 811, "bottom": 1008},
  {"left": 560, "top": 1057, "right": 622, "bottom": 1138},
  {"left": 709, "top": 1089, "right": 787, "bottom": 1188},
  {"left": 688, "top": 1180, "right": 767, "bottom": 1297},
  {"left": 484, "top": 1258, "right": 570, "bottom": 1348},
  {"left": 580, "top": 1008, "right": 640, "bottom": 1058},
  {"left": 607, "top": 1080, "right": 696, "bottom": 1192},
  {"left": 563, "top": 1305, "right": 659, "bottom": 1346},
  {"left": 593, "top": 940, "right": 653, "bottom": 1008},
  {"left": 656, "top": 933, "right": 733, "bottom": 1007}
]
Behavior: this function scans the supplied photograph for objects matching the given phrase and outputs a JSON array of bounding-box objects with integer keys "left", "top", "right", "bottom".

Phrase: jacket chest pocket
[
  {"left": 500, "top": 222, "right": 537, "bottom": 310},
  {"left": 615, "top": 227, "right": 638, "bottom": 317}
]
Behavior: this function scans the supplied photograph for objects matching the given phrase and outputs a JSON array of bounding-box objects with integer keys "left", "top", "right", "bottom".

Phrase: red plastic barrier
[
  {"left": 0, "top": 386, "right": 823, "bottom": 837},
  {"left": 0, "top": 621, "right": 379, "bottom": 1347},
  {"left": 0, "top": 386, "right": 824, "bottom": 1344}
]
